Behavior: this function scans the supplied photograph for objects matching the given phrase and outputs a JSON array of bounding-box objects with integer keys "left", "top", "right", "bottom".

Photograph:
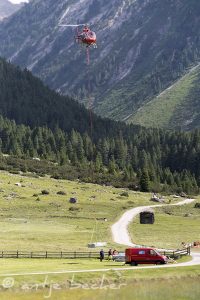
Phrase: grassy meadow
[
  {"left": 0, "top": 170, "right": 200, "bottom": 299},
  {"left": 0, "top": 170, "right": 153, "bottom": 252},
  {"left": 0, "top": 263, "right": 200, "bottom": 300},
  {"left": 129, "top": 202, "right": 200, "bottom": 249}
]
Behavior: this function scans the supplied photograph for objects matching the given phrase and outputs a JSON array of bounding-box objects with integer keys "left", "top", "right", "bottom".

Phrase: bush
[
  {"left": 122, "top": 206, "right": 128, "bottom": 210},
  {"left": 69, "top": 207, "right": 80, "bottom": 211},
  {"left": 51, "top": 174, "right": 61, "bottom": 180},
  {"left": 120, "top": 192, "right": 129, "bottom": 197},
  {"left": 127, "top": 200, "right": 134, "bottom": 205},
  {"left": 41, "top": 190, "right": 49, "bottom": 195},
  {"left": 57, "top": 191, "right": 66, "bottom": 195},
  {"left": 194, "top": 203, "right": 200, "bottom": 209}
]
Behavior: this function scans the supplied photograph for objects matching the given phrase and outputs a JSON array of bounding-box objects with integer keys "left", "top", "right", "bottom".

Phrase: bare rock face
[{"left": 0, "top": 0, "right": 23, "bottom": 20}]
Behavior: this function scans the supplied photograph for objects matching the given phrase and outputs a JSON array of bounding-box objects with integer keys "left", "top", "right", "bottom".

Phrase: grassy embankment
[{"left": 129, "top": 202, "right": 200, "bottom": 249}]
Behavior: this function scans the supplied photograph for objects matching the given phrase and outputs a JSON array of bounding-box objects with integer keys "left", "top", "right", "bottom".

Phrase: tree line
[
  {"left": 0, "top": 114, "right": 200, "bottom": 194},
  {"left": 0, "top": 57, "right": 200, "bottom": 194}
]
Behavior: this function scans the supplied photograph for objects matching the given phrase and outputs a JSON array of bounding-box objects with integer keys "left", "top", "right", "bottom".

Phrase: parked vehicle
[
  {"left": 125, "top": 247, "right": 168, "bottom": 266},
  {"left": 112, "top": 252, "right": 125, "bottom": 262}
]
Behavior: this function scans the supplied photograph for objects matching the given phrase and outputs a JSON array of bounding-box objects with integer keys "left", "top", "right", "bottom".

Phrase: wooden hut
[{"left": 140, "top": 210, "right": 155, "bottom": 224}]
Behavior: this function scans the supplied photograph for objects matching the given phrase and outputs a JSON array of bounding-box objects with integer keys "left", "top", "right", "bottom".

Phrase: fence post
[
  {"left": 74, "top": 251, "right": 76, "bottom": 259},
  {"left": 2, "top": 251, "right": 3, "bottom": 258},
  {"left": 46, "top": 251, "right": 48, "bottom": 259},
  {"left": 17, "top": 250, "right": 19, "bottom": 258},
  {"left": 31, "top": 252, "right": 32, "bottom": 258},
  {"left": 61, "top": 251, "right": 63, "bottom": 259}
]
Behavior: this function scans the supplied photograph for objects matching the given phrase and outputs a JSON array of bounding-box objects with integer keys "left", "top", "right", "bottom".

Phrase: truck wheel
[
  {"left": 155, "top": 261, "right": 162, "bottom": 265},
  {"left": 131, "top": 261, "right": 137, "bottom": 266}
]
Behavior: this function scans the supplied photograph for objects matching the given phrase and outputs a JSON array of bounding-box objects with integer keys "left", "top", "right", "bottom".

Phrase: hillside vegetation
[
  {"left": 130, "top": 65, "right": 200, "bottom": 130},
  {"left": 1, "top": 58, "right": 200, "bottom": 194}
]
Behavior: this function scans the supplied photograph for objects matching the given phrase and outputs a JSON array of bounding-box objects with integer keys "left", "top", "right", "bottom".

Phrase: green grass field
[
  {"left": 0, "top": 170, "right": 153, "bottom": 252},
  {"left": 129, "top": 202, "right": 200, "bottom": 249},
  {"left": 0, "top": 170, "right": 200, "bottom": 299},
  {"left": 0, "top": 255, "right": 191, "bottom": 277},
  {"left": 0, "top": 262, "right": 200, "bottom": 300}
]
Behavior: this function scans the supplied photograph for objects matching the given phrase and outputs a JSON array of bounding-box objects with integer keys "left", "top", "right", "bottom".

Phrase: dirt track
[
  {"left": 111, "top": 198, "right": 194, "bottom": 247},
  {"left": 0, "top": 199, "right": 198, "bottom": 277}
]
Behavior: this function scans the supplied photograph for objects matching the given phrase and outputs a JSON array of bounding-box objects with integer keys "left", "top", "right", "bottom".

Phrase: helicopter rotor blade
[{"left": 59, "top": 24, "right": 86, "bottom": 27}]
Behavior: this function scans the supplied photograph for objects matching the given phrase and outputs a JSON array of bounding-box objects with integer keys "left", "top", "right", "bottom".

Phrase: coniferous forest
[{"left": 0, "top": 58, "right": 200, "bottom": 195}]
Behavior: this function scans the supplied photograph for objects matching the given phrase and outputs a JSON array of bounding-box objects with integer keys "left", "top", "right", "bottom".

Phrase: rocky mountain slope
[
  {"left": 130, "top": 64, "right": 200, "bottom": 130},
  {"left": 0, "top": 0, "right": 200, "bottom": 128},
  {"left": 0, "top": 0, "right": 23, "bottom": 20}
]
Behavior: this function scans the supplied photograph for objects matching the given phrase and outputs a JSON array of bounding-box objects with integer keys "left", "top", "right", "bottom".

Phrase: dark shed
[{"left": 140, "top": 210, "right": 155, "bottom": 224}]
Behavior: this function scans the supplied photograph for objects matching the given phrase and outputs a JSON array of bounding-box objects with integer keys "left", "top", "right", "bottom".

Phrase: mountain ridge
[
  {"left": 0, "top": 0, "right": 200, "bottom": 129},
  {"left": 0, "top": 0, "right": 23, "bottom": 20}
]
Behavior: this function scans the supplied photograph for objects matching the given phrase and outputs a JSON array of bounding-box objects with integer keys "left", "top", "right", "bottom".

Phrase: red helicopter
[{"left": 59, "top": 23, "right": 97, "bottom": 48}]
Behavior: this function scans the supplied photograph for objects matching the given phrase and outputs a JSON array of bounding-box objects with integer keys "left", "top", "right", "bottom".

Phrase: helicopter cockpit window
[
  {"left": 80, "top": 33, "right": 87, "bottom": 38},
  {"left": 90, "top": 32, "right": 96, "bottom": 38}
]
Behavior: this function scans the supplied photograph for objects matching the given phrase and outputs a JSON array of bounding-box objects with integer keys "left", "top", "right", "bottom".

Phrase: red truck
[{"left": 125, "top": 247, "right": 168, "bottom": 266}]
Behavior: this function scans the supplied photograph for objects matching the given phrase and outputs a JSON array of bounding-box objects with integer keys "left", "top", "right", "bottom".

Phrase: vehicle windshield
[{"left": 150, "top": 249, "right": 159, "bottom": 256}]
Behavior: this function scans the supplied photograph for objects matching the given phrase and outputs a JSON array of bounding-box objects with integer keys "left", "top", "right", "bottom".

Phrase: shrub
[
  {"left": 51, "top": 174, "right": 61, "bottom": 180},
  {"left": 194, "top": 203, "right": 200, "bottom": 209},
  {"left": 57, "top": 191, "right": 66, "bottom": 195},
  {"left": 41, "top": 190, "right": 49, "bottom": 195},
  {"left": 127, "top": 200, "right": 134, "bottom": 205},
  {"left": 120, "top": 192, "right": 129, "bottom": 197},
  {"left": 69, "top": 207, "right": 80, "bottom": 211},
  {"left": 122, "top": 206, "right": 128, "bottom": 210}
]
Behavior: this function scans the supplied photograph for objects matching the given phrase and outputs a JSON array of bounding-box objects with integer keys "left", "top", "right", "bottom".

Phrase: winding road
[
  {"left": 0, "top": 198, "right": 199, "bottom": 278},
  {"left": 111, "top": 198, "right": 200, "bottom": 268},
  {"left": 111, "top": 198, "right": 195, "bottom": 247}
]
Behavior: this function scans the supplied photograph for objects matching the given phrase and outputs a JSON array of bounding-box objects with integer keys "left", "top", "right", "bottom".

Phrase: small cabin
[{"left": 140, "top": 210, "right": 155, "bottom": 224}]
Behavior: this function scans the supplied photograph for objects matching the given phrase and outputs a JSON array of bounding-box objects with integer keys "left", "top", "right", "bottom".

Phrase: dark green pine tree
[
  {"left": 95, "top": 152, "right": 103, "bottom": 172},
  {"left": 140, "top": 169, "right": 150, "bottom": 192},
  {"left": 108, "top": 156, "right": 117, "bottom": 175}
]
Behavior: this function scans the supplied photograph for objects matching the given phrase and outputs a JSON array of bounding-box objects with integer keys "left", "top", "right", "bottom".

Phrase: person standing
[
  {"left": 100, "top": 249, "right": 104, "bottom": 262},
  {"left": 108, "top": 248, "right": 112, "bottom": 260}
]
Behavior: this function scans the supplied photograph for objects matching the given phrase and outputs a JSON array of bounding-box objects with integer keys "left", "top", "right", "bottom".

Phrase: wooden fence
[
  {"left": 159, "top": 247, "right": 190, "bottom": 258},
  {"left": 0, "top": 251, "right": 100, "bottom": 259},
  {"left": 0, "top": 247, "right": 190, "bottom": 259}
]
